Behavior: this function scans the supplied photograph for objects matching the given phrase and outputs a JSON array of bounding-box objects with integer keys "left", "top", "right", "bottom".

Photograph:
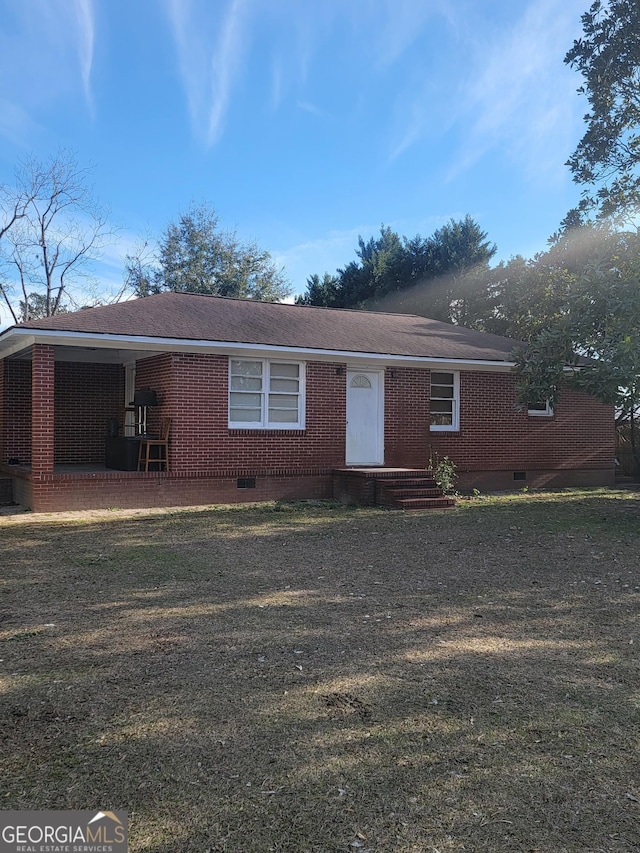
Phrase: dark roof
[{"left": 9, "top": 292, "right": 520, "bottom": 362}]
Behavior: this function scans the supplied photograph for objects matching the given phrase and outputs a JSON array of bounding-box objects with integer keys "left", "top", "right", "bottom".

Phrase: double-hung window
[
  {"left": 430, "top": 371, "right": 460, "bottom": 431},
  {"left": 229, "top": 359, "right": 305, "bottom": 429}
]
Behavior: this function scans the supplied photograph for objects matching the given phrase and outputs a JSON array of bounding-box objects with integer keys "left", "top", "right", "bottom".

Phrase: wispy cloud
[
  {"left": 163, "top": 0, "right": 455, "bottom": 148},
  {"left": 0, "top": 98, "right": 43, "bottom": 148},
  {"left": 388, "top": 82, "right": 439, "bottom": 162},
  {"left": 296, "top": 100, "right": 332, "bottom": 121},
  {"left": 384, "top": 0, "right": 583, "bottom": 181},
  {"left": 0, "top": 0, "right": 96, "bottom": 144},
  {"left": 73, "top": 0, "right": 95, "bottom": 112},
  {"left": 375, "top": 0, "right": 454, "bottom": 68},
  {"left": 381, "top": 1, "right": 464, "bottom": 161},
  {"left": 265, "top": 4, "right": 335, "bottom": 117},
  {"left": 166, "top": 0, "right": 250, "bottom": 147},
  {"left": 449, "top": 0, "right": 583, "bottom": 184},
  {"left": 269, "top": 58, "right": 284, "bottom": 112}
]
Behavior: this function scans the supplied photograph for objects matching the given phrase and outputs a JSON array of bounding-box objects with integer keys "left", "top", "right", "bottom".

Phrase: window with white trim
[
  {"left": 528, "top": 399, "right": 553, "bottom": 417},
  {"left": 229, "top": 359, "right": 305, "bottom": 429},
  {"left": 430, "top": 371, "right": 460, "bottom": 431}
]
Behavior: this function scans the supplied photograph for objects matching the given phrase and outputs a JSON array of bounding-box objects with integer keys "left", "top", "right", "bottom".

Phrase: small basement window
[
  {"left": 513, "top": 471, "right": 527, "bottom": 481},
  {"left": 528, "top": 400, "right": 553, "bottom": 417},
  {"left": 237, "top": 477, "right": 256, "bottom": 489}
]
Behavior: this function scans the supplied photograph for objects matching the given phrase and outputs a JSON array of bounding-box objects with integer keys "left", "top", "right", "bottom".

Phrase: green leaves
[
  {"left": 298, "top": 215, "right": 496, "bottom": 319},
  {"left": 125, "top": 203, "right": 291, "bottom": 303},
  {"left": 513, "top": 226, "right": 640, "bottom": 421},
  {"left": 565, "top": 0, "right": 640, "bottom": 222},
  {"left": 296, "top": 273, "right": 340, "bottom": 307}
]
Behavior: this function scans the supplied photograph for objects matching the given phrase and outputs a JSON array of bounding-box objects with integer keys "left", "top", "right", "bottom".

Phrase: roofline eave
[{"left": 0, "top": 327, "right": 517, "bottom": 371}]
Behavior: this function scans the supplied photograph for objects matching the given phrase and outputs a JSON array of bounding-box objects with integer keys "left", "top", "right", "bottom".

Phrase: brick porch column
[
  {"left": 31, "top": 344, "right": 55, "bottom": 474},
  {"left": 0, "top": 358, "right": 5, "bottom": 463}
]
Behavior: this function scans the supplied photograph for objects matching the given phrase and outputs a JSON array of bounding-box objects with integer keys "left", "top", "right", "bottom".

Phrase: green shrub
[{"left": 429, "top": 452, "right": 458, "bottom": 495}]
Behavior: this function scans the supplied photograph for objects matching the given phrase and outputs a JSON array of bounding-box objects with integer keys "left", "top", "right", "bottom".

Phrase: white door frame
[
  {"left": 124, "top": 364, "right": 136, "bottom": 436},
  {"left": 345, "top": 368, "right": 384, "bottom": 466}
]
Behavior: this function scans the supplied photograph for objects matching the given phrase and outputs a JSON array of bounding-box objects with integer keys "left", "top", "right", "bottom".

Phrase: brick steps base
[
  {"left": 383, "top": 487, "right": 443, "bottom": 498},
  {"left": 380, "top": 477, "right": 438, "bottom": 488},
  {"left": 375, "top": 472, "right": 455, "bottom": 510}
]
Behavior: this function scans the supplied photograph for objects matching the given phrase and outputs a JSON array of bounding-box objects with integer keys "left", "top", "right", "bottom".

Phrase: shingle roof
[{"left": 8, "top": 292, "right": 520, "bottom": 362}]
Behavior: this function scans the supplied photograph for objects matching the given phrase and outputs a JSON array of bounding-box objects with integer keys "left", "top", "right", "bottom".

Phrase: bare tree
[{"left": 0, "top": 151, "right": 112, "bottom": 323}]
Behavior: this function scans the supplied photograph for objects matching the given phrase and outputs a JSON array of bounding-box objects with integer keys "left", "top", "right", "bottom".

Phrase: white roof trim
[{"left": 0, "top": 327, "right": 517, "bottom": 371}]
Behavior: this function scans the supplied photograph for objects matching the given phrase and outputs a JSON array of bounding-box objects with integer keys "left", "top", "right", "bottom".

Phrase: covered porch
[
  {"left": 0, "top": 340, "right": 335, "bottom": 511},
  {"left": 0, "top": 339, "right": 342, "bottom": 512},
  {"left": 0, "top": 341, "right": 176, "bottom": 510}
]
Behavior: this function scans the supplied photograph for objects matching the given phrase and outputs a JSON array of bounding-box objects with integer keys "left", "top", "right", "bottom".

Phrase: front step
[
  {"left": 394, "top": 496, "right": 456, "bottom": 510},
  {"left": 375, "top": 472, "right": 455, "bottom": 510},
  {"left": 384, "top": 487, "right": 442, "bottom": 498},
  {"left": 380, "top": 477, "right": 438, "bottom": 488}
]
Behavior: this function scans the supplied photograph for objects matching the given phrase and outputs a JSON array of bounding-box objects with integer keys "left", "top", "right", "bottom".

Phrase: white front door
[{"left": 346, "top": 369, "right": 384, "bottom": 465}]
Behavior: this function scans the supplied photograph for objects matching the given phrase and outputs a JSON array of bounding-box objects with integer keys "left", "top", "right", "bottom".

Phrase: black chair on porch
[{"left": 137, "top": 417, "right": 171, "bottom": 472}]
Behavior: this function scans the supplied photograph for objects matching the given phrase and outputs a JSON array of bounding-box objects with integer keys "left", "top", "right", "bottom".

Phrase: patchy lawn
[{"left": 1, "top": 488, "right": 639, "bottom": 853}]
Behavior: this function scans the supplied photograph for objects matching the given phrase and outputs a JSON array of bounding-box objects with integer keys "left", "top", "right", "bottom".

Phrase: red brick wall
[
  {"left": 142, "top": 354, "right": 347, "bottom": 474},
  {"left": 2, "top": 359, "right": 31, "bottom": 465},
  {"left": 20, "top": 470, "right": 333, "bottom": 512},
  {"left": 135, "top": 353, "right": 174, "bottom": 435},
  {"left": 3, "top": 350, "right": 615, "bottom": 510},
  {"left": 54, "top": 362, "right": 124, "bottom": 464},
  {"left": 429, "top": 370, "right": 614, "bottom": 474},
  {"left": 384, "top": 367, "right": 430, "bottom": 466},
  {"left": 2, "top": 357, "right": 125, "bottom": 467},
  {"left": 129, "top": 358, "right": 613, "bottom": 479}
]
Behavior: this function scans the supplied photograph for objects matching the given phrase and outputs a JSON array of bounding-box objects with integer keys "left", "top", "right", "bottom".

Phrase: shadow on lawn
[{"left": 1, "top": 493, "right": 639, "bottom": 852}]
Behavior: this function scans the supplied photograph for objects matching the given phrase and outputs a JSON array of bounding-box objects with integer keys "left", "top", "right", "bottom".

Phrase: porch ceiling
[{"left": 9, "top": 345, "right": 163, "bottom": 364}]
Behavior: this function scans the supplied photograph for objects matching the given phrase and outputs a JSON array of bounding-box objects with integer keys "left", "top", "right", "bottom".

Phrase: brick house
[{"left": 0, "top": 292, "right": 614, "bottom": 512}]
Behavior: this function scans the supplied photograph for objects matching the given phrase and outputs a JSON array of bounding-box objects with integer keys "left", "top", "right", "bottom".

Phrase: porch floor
[
  {"left": 56, "top": 463, "right": 119, "bottom": 474},
  {"left": 1, "top": 462, "right": 168, "bottom": 477}
]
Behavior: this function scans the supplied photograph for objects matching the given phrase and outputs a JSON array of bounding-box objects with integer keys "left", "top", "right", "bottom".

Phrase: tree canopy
[
  {"left": 512, "top": 232, "right": 640, "bottom": 418},
  {"left": 125, "top": 204, "right": 291, "bottom": 302},
  {"left": 456, "top": 221, "right": 629, "bottom": 341},
  {"left": 447, "top": 221, "right": 640, "bottom": 474},
  {"left": 296, "top": 216, "right": 496, "bottom": 322},
  {"left": 483, "top": 223, "right": 640, "bottom": 471},
  {"left": 565, "top": 0, "right": 640, "bottom": 222}
]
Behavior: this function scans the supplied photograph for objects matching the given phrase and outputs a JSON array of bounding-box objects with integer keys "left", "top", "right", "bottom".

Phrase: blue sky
[{"left": 0, "top": 0, "right": 588, "bottom": 311}]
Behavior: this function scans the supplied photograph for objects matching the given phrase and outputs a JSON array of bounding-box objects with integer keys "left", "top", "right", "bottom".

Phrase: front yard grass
[{"left": 1, "top": 488, "right": 639, "bottom": 852}]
